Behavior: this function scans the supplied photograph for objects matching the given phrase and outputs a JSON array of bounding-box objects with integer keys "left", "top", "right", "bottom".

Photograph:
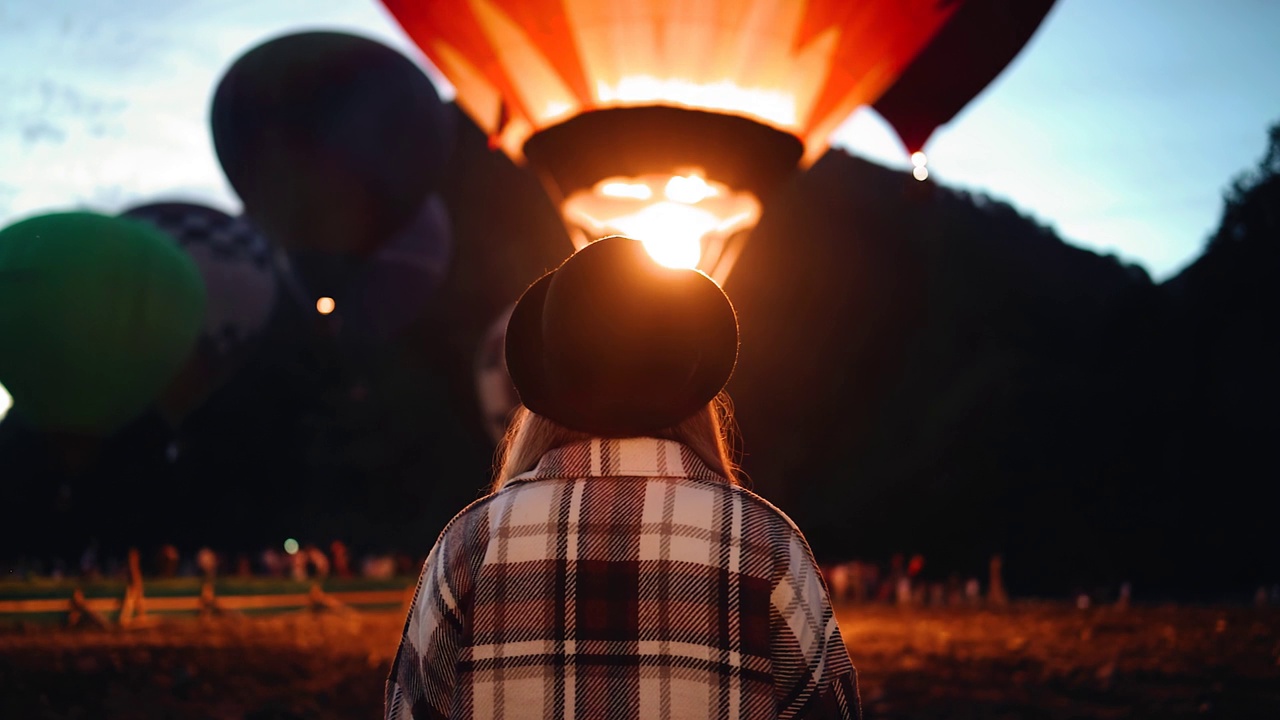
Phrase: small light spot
[
  {"left": 912, "top": 166, "right": 929, "bottom": 181},
  {"left": 911, "top": 151, "right": 928, "bottom": 168},
  {"left": 316, "top": 297, "right": 336, "bottom": 315},
  {"left": 284, "top": 538, "right": 299, "bottom": 555}
]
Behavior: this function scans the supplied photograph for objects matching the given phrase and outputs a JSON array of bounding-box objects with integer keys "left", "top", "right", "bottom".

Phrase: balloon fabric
[
  {"left": 282, "top": 194, "right": 454, "bottom": 342},
  {"left": 210, "top": 31, "right": 455, "bottom": 259},
  {"left": 122, "top": 202, "right": 277, "bottom": 359},
  {"left": 121, "top": 201, "right": 279, "bottom": 424},
  {"left": 0, "top": 212, "right": 206, "bottom": 435},
  {"left": 872, "top": 0, "right": 1058, "bottom": 154}
]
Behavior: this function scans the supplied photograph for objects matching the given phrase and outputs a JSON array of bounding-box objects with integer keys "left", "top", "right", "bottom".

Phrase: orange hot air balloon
[{"left": 380, "top": 0, "right": 1053, "bottom": 281}]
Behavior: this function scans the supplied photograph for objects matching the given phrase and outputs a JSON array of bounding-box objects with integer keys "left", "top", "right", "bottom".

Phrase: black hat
[{"left": 505, "top": 236, "right": 738, "bottom": 437}]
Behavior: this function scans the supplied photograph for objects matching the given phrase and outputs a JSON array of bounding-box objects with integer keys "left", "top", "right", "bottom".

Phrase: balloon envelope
[
  {"left": 380, "top": 0, "right": 958, "bottom": 165},
  {"left": 122, "top": 201, "right": 278, "bottom": 359},
  {"left": 284, "top": 194, "right": 454, "bottom": 341},
  {"left": 210, "top": 31, "right": 455, "bottom": 258},
  {"left": 872, "top": 0, "right": 1058, "bottom": 153},
  {"left": 0, "top": 212, "right": 206, "bottom": 434}
]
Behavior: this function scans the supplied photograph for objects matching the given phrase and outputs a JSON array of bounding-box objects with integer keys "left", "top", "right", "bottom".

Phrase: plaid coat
[{"left": 386, "top": 437, "right": 860, "bottom": 719}]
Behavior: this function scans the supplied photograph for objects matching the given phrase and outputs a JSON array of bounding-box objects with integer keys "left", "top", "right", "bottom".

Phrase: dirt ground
[{"left": 1, "top": 602, "right": 1277, "bottom": 719}]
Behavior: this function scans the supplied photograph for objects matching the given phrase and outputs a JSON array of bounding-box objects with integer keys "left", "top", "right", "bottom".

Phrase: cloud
[{"left": 21, "top": 120, "right": 67, "bottom": 147}]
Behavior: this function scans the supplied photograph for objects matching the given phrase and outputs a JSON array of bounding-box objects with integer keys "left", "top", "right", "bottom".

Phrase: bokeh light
[
  {"left": 913, "top": 166, "right": 930, "bottom": 181},
  {"left": 0, "top": 381, "right": 11, "bottom": 423},
  {"left": 283, "top": 538, "right": 300, "bottom": 555},
  {"left": 316, "top": 297, "right": 336, "bottom": 315}
]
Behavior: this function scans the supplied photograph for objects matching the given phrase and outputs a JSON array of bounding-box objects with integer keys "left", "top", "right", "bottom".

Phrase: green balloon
[{"left": 0, "top": 211, "right": 207, "bottom": 434}]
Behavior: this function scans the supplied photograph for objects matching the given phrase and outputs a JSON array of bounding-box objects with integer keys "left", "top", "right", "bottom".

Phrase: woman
[{"left": 386, "top": 237, "right": 860, "bottom": 719}]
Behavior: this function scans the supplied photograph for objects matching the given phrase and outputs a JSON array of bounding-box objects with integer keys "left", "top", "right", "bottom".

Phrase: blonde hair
[{"left": 492, "top": 393, "right": 741, "bottom": 491}]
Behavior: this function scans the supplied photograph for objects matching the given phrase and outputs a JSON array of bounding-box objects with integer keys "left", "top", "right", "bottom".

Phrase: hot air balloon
[
  {"left": 0, "top": 212, "right": 206, "bottom": 435},
  {"left": 380, "top": 0, "right": 1054, "bottom": 283},
  {"left": 872, "top": 0, "right": 1057, "bottom": 163},
  {"left": 121, "top": 201, "right": 279, "bottom": 422},
  {"left": 210, "top": 31, "right": 456, "bottom": 261}
]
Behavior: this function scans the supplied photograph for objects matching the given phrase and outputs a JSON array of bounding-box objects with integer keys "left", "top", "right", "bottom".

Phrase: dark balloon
[
  {"left": 210, "top": 31, "right": 455, "bottom": 259},
  {"left": 0, "top": 212, "right": 206, "bottom": 435},
  {"left": 872, "top": 0, "right": 1058, "bottom": 154},
  {"left": 284, "top": 193, "right": 454, "bottom": 341}
]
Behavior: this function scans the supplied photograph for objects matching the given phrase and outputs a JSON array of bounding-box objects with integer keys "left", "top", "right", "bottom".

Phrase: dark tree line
[{"left": 2, "top": 114, "right": 1276, "bottom": 599}]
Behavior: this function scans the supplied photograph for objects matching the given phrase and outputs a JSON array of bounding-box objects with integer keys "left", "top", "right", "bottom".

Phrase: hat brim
[{"left": 504, "top": 270, "right": 556, "bottom": 420}]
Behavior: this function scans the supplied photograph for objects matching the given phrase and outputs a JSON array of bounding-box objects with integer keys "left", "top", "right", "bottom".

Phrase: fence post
[{"left": 119, "top": 547, "right": 146, "bottom": 627}]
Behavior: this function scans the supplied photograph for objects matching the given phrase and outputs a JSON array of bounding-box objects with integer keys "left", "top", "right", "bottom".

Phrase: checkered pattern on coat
[{"left": 386, "top": 437, "right": 860, "bottom": 720}]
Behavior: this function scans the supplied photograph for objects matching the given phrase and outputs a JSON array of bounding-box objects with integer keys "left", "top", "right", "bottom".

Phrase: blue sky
[{"left": 0, "top": 0, "right": 1277, "bottom": 287}]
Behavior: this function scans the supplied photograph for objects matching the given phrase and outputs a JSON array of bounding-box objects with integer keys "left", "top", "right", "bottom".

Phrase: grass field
[{"left": 2, "top": 602, "right": 1277, "bottom": 719}]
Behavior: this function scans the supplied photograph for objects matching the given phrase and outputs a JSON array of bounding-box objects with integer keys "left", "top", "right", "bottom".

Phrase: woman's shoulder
[{"left": 721, "top": 482, "right": 809, "bottom": 539}]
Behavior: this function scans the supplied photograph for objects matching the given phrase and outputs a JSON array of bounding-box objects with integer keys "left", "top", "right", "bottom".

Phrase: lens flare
[
  {"left": 0, "top": 381, "right": 11, "bottom": 422},
  {"left": 912, "top": 166, "right": 929, "bottom": 181},
  {"left": 911, "top": 151, "right": 928, "bottom": 168}
]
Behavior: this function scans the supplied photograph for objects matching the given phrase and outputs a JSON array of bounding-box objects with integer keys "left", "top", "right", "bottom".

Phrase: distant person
[
  {"left": 386, "top": 237, "right": 860, "bottom": 719},
  {"left": 304, "top": 544, "right": 330, "bottom": 580},
  {"left": 330, "top": 540, "right": 352, "bottom": 578},
  {"left": 260, "top": 547, "right": 286, "bottom": 578},
  {"left": 361, "top": 554, "right": 396, "bottom": 580},
  {"left": 850, "top": 560, "right": 868, "bottom": 604},
  {"left": 196, "top": 547, "right": 218, "bottom": 582},
  {"left": 157, "top": 544, "right": 180, "bottom": 578},
  {"left": 826, "top": 561, "right": 851, "bottom": 605}
]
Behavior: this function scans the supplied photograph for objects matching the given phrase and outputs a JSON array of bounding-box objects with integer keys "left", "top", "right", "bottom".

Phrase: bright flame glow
[
  {"left": 665, "top": 175, "right": 719, "bottom": 204},
  {"left": 284, "top": 538, "right": 299, "bottom": 555},
  {"left": 611, "top": 203, "right": 720, "bottom": 268},
  {"left": 913, "top": 166, "right": 929, "bottom": 181},
  {"left": 596, "top": 77, "right": 797, "bottom": 127},
  {"left": 316, "top": 297, "right": 336, "bottom": 315},
  {"left": 0, "top": 382, "right": 11, "bottom": 423},
  {"left": 911, "top": 151, "right": 928, "bottom": 168},
  {"left": 562, "top": 172, "right": 762, "bottom": 282},
  {"left": 601, "top": 181, "right": 652, "bottom": 200}
]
